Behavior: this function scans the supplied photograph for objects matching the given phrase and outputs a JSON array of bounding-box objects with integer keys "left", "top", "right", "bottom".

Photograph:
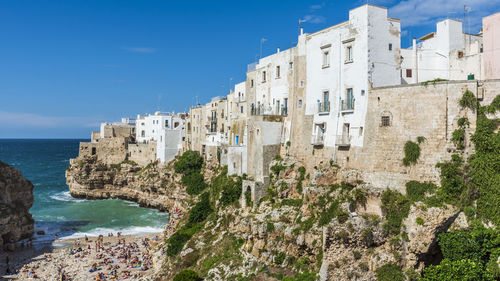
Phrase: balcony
[
  {"left": 340, "top": 99, "right": 355, "bottom": 112},
  {"left": 251, "top": 106, "right": 288, "bottom": 116},
  {"left": 335, "top": 135, "right": 352, "bottom": 146},
  {"left": 318, "top": 102, "right": 330, "bottom": 113},
  {"left": 311, "top": 134, "right": 325, "bottom": 146}
]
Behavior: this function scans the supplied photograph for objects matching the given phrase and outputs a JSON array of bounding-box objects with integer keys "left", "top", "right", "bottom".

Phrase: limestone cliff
[
  {"left": 66, "top": 156, "right": 188, "bottom": 212},
  {"left": 150, "top": 157, "right": 470, "bottom": 281},
  {"left": 0, "top": 161, "right": 34, "bottom": 247}
]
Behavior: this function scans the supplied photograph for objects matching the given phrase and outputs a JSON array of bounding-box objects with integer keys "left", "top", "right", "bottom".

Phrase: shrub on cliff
[
  {"left": 188, "top": 192, "right": 213, "bottom": 224},
  {"left": 173, "top": 269, "right": 202, "bottom": 281},
  {"left": 420, "top": 259, "right": 483, "bottom": 281},
  {"left": 174, "top": 150, "right": 203, "bottom": 174},
  {"left": 381, "top": 189, "right": 410, "bottom": 235},
  {"left": 436, "top": 154, "right": 465, "bottom": 205},
  {"left": 375, "top": 263, "right": 404, "bottom": 281},
  {"left": 405, "top": 181, "right": 437, "bottom": 202},
  {"left": 182, "top": 171, "right": 208, "bottom": 195}
]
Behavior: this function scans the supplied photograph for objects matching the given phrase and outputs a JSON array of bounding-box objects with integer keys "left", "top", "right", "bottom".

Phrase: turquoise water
[{"left": 0, "top": 139, "right": 168, "bottom": 242}]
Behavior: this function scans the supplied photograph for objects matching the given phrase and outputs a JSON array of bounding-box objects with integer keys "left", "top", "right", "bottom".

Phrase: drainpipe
[{"left": 413, "top": 38, "right": 418, "bottom": 83}]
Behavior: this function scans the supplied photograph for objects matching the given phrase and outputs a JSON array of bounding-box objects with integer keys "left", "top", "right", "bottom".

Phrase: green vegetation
[
  {"left": 296, "top": 166, "right": 306, "bottom": 193},
  {"left": 281, "top": 198, "right": 303, "bottom": 207},
  {"left": 468, "top": 100, "right": 500, "bottom": 225},
  {"left": 166, "top": 192, "right": 212, "bottom": 256},
  {"left": 459, "top": 89, "right": 477, "bottom": 111},
  {"left": 175, "top": 151, "right": 208, "bottom": 196},
  {"left": 353, "top": 250, "right": 361, "bottom": 260},
  {"left": 381, "top": 189, "right": 411, "bottom": 235},
  {"left": 274, "top": 252, "right": 286, "bottom": 265},
  {"left": 421, "top": 259, "right": 483, "bottom": 281},
  {"left": 420, "top": 93, "right": 500, "bottom": 281},
  {"left": 211, "top": 166, "right": 242, "bottom": 207},
  {"left": 402, "top": 140, "right": 421, "bottom": 166},
  {"left": 375, "top": 263, "right": 405, "bottom": 281},
  {"left": 405, "top": 181, "right": 437, "bottom": 202},
  {"left": 173, "top": 269, "right": 202, "bottom": 281},
  {"left": 451, "top": 128, "right": 465, "bottom": 150},
  {"left": 416, "top": 217, "right": 424, "bottom": 226},
  {"left": 436, "top": 154, "right": 465, "bottom": 205},
  {"left": 182, "top": 171, "right": 208, "bottom": 195},
  {"left": 421, "top": 78, "right": 448, "bottom": 86},
  {"left": 270, "top": 163, "right": 286, "bottom": 176}
]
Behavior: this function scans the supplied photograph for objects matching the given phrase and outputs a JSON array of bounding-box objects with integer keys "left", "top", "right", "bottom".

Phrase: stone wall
[
  {"left": 128, "top": 142, "right": 157, "bottom": 166},
  {"left": 95, "top": 137, "right": 130, "bottom": 165},
  {"left": 336, "top": 80, "right": 487, "bottom": 192}
]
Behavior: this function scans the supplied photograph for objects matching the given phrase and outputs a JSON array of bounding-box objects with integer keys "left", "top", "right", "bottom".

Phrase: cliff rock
[{"left": 0, "top": 161, "right": 34, "bottom": 247}]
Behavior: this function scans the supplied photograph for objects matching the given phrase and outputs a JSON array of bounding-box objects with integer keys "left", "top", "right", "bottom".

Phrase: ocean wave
[
  {"left": 61, "top": 226, "right": 164, "bottom": 240},
  {"left": 50, "top": 191, "right": 86, "bottom": 203}
]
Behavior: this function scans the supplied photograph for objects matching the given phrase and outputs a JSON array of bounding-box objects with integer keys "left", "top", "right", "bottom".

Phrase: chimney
[
  {"left": 277, "top": 47, "right": 280, "bottom": 53},
  {"left": 412, "top": 38, "right": 417, "bottom": 50},
  {"left": 300, "top": 27, "right": 304, "bottom": 35}
]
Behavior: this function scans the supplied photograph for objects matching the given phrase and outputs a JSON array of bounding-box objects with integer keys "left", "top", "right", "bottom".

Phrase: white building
[
  {"left": 305, "top": 4, "right": 401, "bottom": 150},
  {"left": 401, "top": 19, "right": 483, "bottom": 84},
  {"left": 250, "top": 47, "right": 293, "bottom": 117},
  {"left": 136, "top": 112, "right": 186, "bottom": 163}
]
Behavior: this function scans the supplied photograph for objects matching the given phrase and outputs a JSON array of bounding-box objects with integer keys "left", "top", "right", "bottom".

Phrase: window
[
  {"left": 289, "top": 62, "right": 293, "bottom": 70},
  {"left": 346, "top": 46, "right": 353, "bottom": 62},
  {"left": 141, "top": 130, "right": 145, "bottom": 137},
  {"left": 276, "top": 66, "right": 280, "bottom": 78},
  {"left": 165, "top": 120, "right": 169, "bottom": 127},
  {"left": 251, "top": 79, "right": 254, "bottom": 87},
  {"left": 240, "top": 106, "right": 244, "bottom": 113},
  {"left": 389, "top": 43, "right": 392, "bottom": 51},
  {"left": 381, "top": 116, "right": 391, "bottom": 127},
  {"left": 322, "top": 51, "right": 330, "bottom": 67},
  {"left": 298, "top": 99, "right": 303, "bottom": 108},
  {"left": 262, "top": 71, "right": 266, "bottom": 82},
  {"left": 359, "top": 126, "right": 364, "bottom": 136},
  {"left": 406, "top": 69, "right": 412, "bottom": 78}
]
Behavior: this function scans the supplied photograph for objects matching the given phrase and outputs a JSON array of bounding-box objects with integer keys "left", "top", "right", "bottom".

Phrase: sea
[{"left": 0, "top": 139, "right": 169, "bottom": 245}]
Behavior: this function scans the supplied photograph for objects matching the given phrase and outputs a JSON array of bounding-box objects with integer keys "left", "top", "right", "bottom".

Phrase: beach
[{"left": 0, "top": 233, "right": 163, "bottom": 281}]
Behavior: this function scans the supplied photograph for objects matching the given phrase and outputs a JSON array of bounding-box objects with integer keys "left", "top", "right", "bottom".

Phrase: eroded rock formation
[
  {"left": 65, "top": 156, "right": 188, "bottom": 213},
  {"left": 0, "top": 161, "right": 34, "bottom": 247}
]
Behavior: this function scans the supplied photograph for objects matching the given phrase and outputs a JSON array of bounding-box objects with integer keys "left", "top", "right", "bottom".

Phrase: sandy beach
[{"left": 0, "top": 233, "right": 163, "bottom": 281}]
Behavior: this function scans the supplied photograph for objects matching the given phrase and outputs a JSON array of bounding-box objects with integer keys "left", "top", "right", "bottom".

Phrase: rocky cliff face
[
  {"left": 151, "top": 157, "right": 470, "bottom": 281},
  {"left": 0, "top": 161, "right": 34, "bottom": 247},
  {"left": 65, "top": 156, "right": 188, "bottom": 213}
]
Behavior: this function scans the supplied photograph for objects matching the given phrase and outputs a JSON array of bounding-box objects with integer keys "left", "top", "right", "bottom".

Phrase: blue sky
[{"left": 1, "top": 0, "right": 498, "bottom": 138}]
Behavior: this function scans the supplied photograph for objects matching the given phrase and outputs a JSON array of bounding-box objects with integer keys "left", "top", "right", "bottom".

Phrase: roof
[{"left": 418, "top": 32, "right": 435, "bottom": 41}]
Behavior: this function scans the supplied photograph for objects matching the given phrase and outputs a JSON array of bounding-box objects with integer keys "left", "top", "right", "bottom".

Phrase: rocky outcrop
[
  {"left": 66, "top": 156, "right": 188, "bottom": 213},
  {"left": 0, "top": 161, "right": 34, "bottom": 248}
]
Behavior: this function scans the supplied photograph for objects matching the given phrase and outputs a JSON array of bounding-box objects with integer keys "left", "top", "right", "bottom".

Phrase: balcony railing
[
  {"left": 251, "top": 106, "right": 288, "bottom": 116},
  {"left": 311, "top": 134, "right": 325, "bottom": 146},
  {"left": 340, "top": 99, "right": 355, "bottom": 111},
  {"left": 318, "top": 102, "right": 330, "bottom": 113},
  {"left": 335, "top": 135, "right": 352, "bottom": 146}
]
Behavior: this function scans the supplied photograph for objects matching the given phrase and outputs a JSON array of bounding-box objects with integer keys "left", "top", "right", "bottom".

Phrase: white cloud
[
  {"left": 0, "top": 111, "right": 102, "bottom": 128},
  {"left": 121, "top": 46, "right": 157, "bottom": 53},
  {"left": 309, "top": 4, "right": 323, "bottom": 11},
  {"left": 389, "top": 0, "right": 500, "bottom": 32},
  {"left": 302, "top": 14, "right": 327, "bottom": 24}
]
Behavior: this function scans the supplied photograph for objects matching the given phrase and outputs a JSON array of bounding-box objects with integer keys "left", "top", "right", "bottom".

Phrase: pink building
[{"left": 483, "top": 12, "right": 500, "bottom": 80}]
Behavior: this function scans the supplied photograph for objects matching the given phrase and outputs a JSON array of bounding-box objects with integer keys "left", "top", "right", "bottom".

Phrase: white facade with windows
[
  {"left": 250, "top": 47, "right": 294, "bottom": 117},
  {"left": 305, "top": 5, "right": 401, "bottom": 149},
  {"left": 135, "top": 112, "right": 186, "bottom": 162},
  {"left": 400, "top": 19, "right": 483, "bottom": 84}
]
